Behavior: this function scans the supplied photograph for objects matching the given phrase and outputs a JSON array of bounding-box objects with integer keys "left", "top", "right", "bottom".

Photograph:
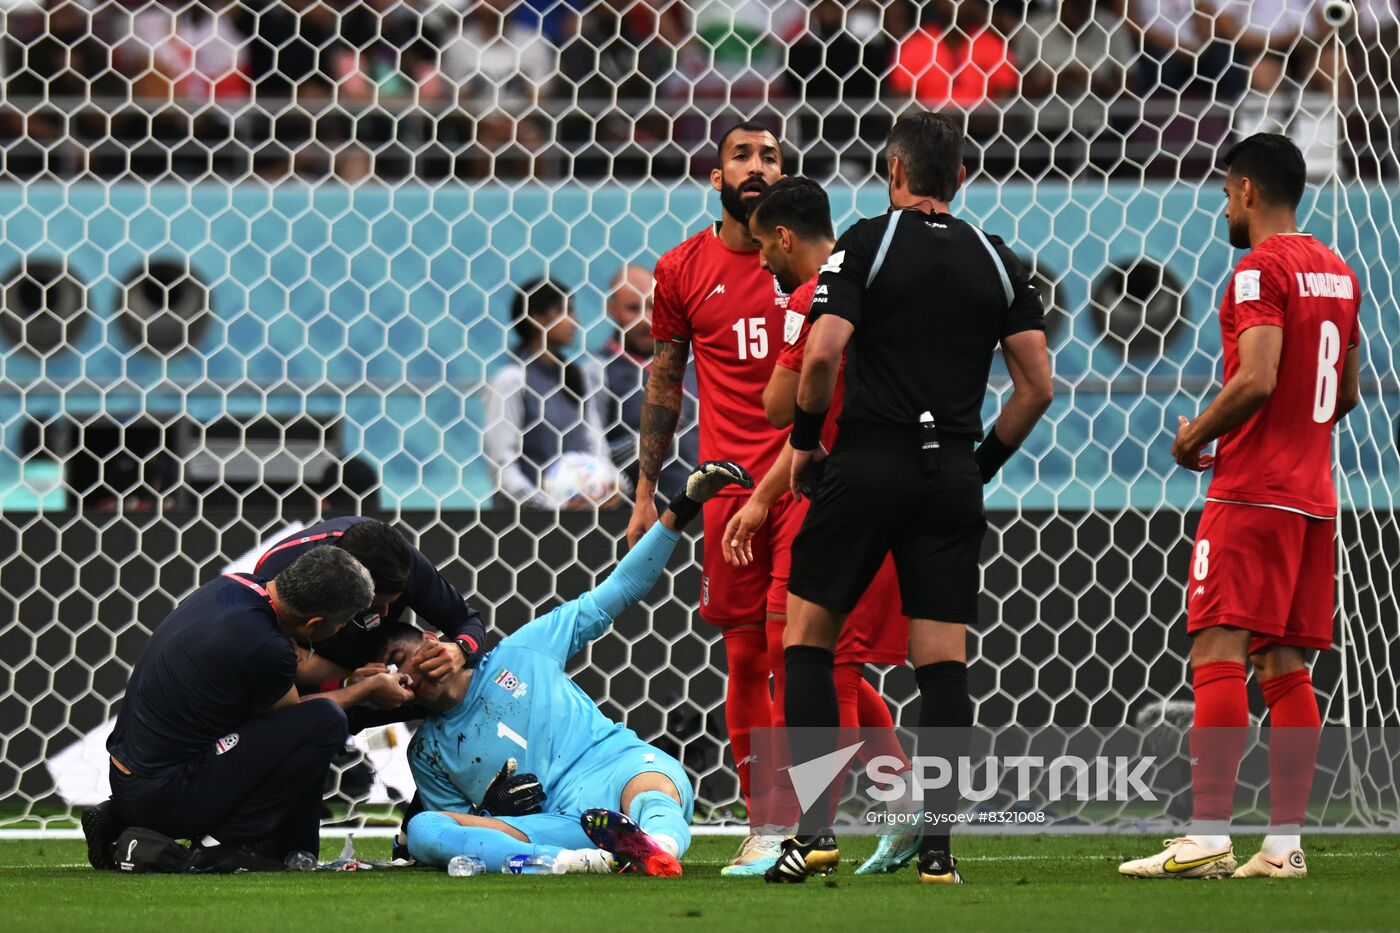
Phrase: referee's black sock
[
  {"left": 915, "top": 660, "right": 974, "bottom": 860},
  {"left": 784, "top": 645, "right": 838, "bottom": 838}
]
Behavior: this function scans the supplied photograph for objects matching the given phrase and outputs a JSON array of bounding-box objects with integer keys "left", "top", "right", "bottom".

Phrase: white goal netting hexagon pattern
[{"left": 1, "top": 0, "right": 1397, "bottom": 832}]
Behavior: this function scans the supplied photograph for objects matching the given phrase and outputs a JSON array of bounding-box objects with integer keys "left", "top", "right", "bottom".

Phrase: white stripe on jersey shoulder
[
  {"left": 1204, "top": 497, "right": 1334, "bottom": 520},
  {"left": 970, "top": 225, "right": 1014, "bottom": 306},
  {"left": 865, "top": 211, "right": 903, "bottom": 289}
]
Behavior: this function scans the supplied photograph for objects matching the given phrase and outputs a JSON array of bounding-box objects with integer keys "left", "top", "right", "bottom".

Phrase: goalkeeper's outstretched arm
[{"left": 515, "top": 462, "right": 754, "bottom": 662}]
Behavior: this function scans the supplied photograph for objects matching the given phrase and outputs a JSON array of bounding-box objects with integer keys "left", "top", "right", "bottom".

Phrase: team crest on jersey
[
  {"left": 215, "top": 733, "right": 239, "bottom": 755},
  {"left": 1235, "top": 269, "right": 1261, "bottom": 303},
  {"left": 494, "top": 669, "right": 528, "bottom": 699},
  {"left": 784, "top": 309, "right": 805, "bottom": 345}
]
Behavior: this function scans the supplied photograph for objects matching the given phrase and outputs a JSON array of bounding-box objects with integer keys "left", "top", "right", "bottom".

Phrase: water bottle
[
  {"left": 447, "top": 855, "right": 487, "bottom": 877},
  {"left": 502, "top": 854, "right": 559, "bottom": 875},
  {"left": 284, "top": 851, "right": 318, "bottom": 872}
]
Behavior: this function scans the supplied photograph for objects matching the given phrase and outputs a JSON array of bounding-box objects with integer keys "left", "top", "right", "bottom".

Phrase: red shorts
[
  {"left": 699, "top": 494, "right": 802, "bottom": 626},
  {"left": 768, "top": 498, "right": 908, "bottom": 665},
  {"left": 1185, "top": 500, "right": 1335, "bottom": 653}
]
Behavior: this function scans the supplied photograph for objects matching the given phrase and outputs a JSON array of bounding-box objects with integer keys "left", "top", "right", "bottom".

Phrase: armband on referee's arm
[
  {"left": 789, "top": 404, "right": 827, "bottom": 452},
  {"left": 974, "top": 428, "right": 1019, "bottom": 484}
]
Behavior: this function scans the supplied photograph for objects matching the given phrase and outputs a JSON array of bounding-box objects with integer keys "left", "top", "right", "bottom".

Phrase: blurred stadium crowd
[{"left": 0, "top": 0, "right": 1397, "bottom": 182}]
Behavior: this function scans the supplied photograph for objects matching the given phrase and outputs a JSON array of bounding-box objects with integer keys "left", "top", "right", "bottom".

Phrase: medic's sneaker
[
  {"left": 1118, "top": 838, "right": 1237, "bottom": 879},
  {"left": 554, "top": 847, "right": 618, "bottom": 874}
]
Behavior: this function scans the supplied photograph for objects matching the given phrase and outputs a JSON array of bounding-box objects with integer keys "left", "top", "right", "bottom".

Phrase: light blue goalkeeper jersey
[{"left": 408, "top": 523, "right": 681, "bottom": 817}]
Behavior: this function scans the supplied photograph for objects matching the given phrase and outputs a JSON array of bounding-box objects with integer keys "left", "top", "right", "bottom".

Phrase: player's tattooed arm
[
  {"left": 629, "top": 338, "right": 688, "bottom": 546},
  {"left": 638, "top": 339, "right": 689, "bottom": 485}
]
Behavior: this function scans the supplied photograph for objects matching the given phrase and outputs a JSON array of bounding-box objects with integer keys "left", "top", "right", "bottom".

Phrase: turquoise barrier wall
[{"left": 0, "top": 181, "right": 1395, "bottom": 509}]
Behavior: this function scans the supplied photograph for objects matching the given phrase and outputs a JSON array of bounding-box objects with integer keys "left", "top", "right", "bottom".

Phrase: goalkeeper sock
[
  {"left": 1261, "top": 669, "right": 1320, "bottom": 835},
  {"left": 722, "top": 626, "right": 771, "bottom": 808},
  {"left": 784, "top": 644, "right": 839, "bottom": 836},
  {"left": 406, "top": 811, "right": 560, "bottom": 871},
  {"left": 915, "top": 661, "right": 973, "bottom": 858},
  {"left": 627, "top": 790, "right": 690, "bottom": 859},
  {"left": 1189, "top": 660, "right": 1249, "bottom": 837}
]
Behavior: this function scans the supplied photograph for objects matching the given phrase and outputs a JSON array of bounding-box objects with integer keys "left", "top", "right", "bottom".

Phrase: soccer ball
[{"left": 541, "top": 453, "right": 621, "bottom": 507}]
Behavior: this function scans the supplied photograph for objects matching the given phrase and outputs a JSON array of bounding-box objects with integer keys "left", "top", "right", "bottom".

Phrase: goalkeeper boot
[
  {"left": 917, "top": 850, "right": 963, "bottom": 885},
  {"left": 581, "top": 808, "right": 682, "bottom": 877},
  {"left": 82, "top": 799, "right": 120, "bottom": 871},
  {"left": 855, "top": 827, "right": 921, "bottom": 875},
  {"left": 763, "top": 833, "right": 840, "bottom": 884},
  {"left": 1118, "top": 837, "right": 1237, "bottom": 879},
  {"left": 1233, "top": 847, "right": 1307, "bottom": 879},
  {"left": 719, "top": 833, "right": 783, "bottom": 877}
]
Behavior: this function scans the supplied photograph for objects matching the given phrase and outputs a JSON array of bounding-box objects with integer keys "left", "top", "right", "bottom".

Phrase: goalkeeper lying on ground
[{"left": 380, "top": 461, "right": 752, "bottom": 876}]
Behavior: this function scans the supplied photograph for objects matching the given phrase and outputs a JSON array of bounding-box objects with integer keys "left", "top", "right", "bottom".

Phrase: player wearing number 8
[{"left": 1121, "top": 134, "right": 1362, "bottom": 881}]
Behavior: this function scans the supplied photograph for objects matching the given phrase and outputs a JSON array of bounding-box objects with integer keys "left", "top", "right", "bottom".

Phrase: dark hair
[
  {"left": 750, "top": 177, "right": 834, "bottom": 241},
  {"left": 274, "top": 546, "right": 374, "bottom": 622},
  {"left": 716, "top": 120, "right": 782, "bottom": 166},
  {"left": 884, "top": 112, "right": 965, "bottom": 201},
  {"left": 510, "top": 276, "right": 587, "bottom": 399},
  {"left": 1222, "top": 133, "right": 1306, "bottom": 208},
  {"left": 338, "top": 520, "right": 412, "bottom": 595},
  {"left": 367, "top": 620, "right": 425, "bottom": 660}
]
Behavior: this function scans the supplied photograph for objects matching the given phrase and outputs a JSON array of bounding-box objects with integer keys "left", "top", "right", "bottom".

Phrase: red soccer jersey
[
  {"left": 652, "top": 225, "right": 790, "bottom": 492},
  {"left": 1206, "top": 234, "right": 1362, "bottom": 518},
  {"left": 776, "top": 277, "right": 844, "bottom": 450}
]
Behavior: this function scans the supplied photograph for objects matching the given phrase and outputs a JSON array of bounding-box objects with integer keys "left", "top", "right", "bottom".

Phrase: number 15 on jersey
[{"left": 731, "top": 317, "right": 769, "bottom": 360}]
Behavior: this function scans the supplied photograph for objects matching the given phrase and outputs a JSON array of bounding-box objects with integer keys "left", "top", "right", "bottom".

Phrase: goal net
[{"left": 2, "top": 0, "right": 1397, "bottom": 833}]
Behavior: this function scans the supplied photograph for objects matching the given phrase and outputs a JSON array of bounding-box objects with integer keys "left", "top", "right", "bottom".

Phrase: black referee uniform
[{"left": 788, "top": 206, "right": 1045, "bottom": 618}]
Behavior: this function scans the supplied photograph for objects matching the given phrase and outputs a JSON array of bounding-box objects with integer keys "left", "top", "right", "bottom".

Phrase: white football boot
[{"left": 1118, "top": 837, "right": 1237, "bottom": 879}]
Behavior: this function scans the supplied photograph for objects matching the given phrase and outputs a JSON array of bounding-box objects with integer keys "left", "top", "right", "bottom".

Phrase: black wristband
[
  {"left": 666, "top": 491, "right": 702, "bottom": 529},
  {"left": 974, "top": 428, "right": 1018, "bottom": 483},
  {"left": 789, "top": 403, "right": 826, "bottom": 452}
]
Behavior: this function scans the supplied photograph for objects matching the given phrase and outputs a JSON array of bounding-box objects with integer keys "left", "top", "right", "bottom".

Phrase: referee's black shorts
[{"left": 789, "top": 426, "right": 986, "bottom": 624}]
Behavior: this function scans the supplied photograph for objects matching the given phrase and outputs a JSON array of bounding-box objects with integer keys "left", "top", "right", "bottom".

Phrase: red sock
[
  {"left": 1261, "top": 670, "right": 1320, "bottom": 828},
  {"left": 1190, "top": 660, "right": 1249, "bottom": 826},
  {"left": 722, "top": 626, "right": 771, "bottom": 806},
  {"left": 766, "top": 616, "right": 786, "bottom": 728},
  {"left": 835, "top": 663, "right": 864, "bottom": 730},
  {"left": 834, "top": 664, "right": 912, "bottom": 770}
]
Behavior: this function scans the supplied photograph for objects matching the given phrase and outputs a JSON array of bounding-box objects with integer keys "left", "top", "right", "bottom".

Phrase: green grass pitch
[{"left": 3, "top": 834, "right": 1399, "bottom": 932}]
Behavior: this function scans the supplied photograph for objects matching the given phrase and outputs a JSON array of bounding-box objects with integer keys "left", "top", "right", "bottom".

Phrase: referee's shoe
[
  {"left": 917, "top": 850, "right": 964, "bottom": 884},
  {"left": 762, "top": 833, "right": 839, "bottom": 883}
]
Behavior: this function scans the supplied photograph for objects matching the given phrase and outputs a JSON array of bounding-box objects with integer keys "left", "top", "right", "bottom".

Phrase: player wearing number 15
[
  {"left": 626, "top": 121, "right": 789, "bottom": 870},
  {"left": 1120, "top": 134, "right": 1362, "bottom": 881}
]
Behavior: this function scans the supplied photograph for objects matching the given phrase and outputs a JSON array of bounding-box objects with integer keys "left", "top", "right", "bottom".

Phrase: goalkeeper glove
[
  {"left": 667, "top": 460, "right": 754, "bottom": 529},
  {"left": 481, "top": 758, "right": 546, "bottom": 816}
]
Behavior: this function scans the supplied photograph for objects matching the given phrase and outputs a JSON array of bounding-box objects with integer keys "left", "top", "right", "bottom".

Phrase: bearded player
[
  {"left": 722, "top": 177, "right": 917, "bottom": 876},
  {"left": 397, "top": 462, "right": 752, "bottom": 875},
  {"left": 625, "top": 121, "right": 789, "bottom": 872},
  {"left": 1120, "top": 134, "right": 1361, "bottom": 880}
]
